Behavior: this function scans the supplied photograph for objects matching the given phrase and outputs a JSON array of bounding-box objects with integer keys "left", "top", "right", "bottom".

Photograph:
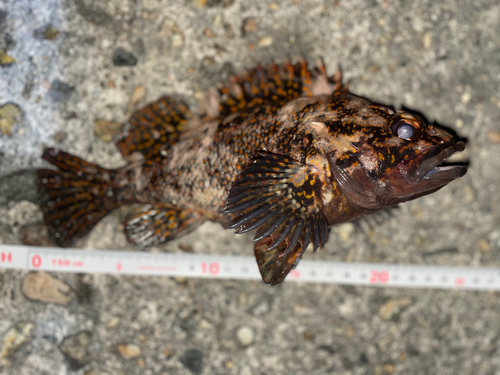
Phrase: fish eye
[
  {"left": 391, "top": 120, "right": 420, "bottom": 141},
  {"left": 397, "top": 123, "right": 414, "bottom": 139}
]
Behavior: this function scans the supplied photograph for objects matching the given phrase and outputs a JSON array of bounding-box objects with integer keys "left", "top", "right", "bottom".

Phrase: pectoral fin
[
  {"left": 224, "top": 152, "right": 329, "bottom": 284},
  {"left": 254, "top": 237, "right": 304, "bottom": 285}
]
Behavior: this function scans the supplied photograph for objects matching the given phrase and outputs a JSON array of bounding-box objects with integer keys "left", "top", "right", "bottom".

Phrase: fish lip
[{"left": 399, "top": 141, "right": 467, "bottom": 184}]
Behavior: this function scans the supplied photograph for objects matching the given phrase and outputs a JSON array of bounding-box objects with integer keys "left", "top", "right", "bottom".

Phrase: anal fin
[{"left": 124, "top": 204, "right": 203, "bottom": 249}]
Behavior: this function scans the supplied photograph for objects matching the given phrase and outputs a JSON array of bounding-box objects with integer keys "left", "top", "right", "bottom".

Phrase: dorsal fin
[
  {"left": 216, "top": 59, "right": 345, "bottom": 118},
  {"left": 114, "top": 95, "right": 190, "bottom": 162}
]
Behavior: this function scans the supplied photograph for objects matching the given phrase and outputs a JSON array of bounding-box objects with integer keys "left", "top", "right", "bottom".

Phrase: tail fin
[{"left": 37, "top": 148, "right": 120, "bottom": 246}]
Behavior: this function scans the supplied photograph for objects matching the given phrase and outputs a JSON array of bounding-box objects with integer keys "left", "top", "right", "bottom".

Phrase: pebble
[
  {"left": 75, "top": 1, "right": 113, "bottom": 26},
  {"left": 337, "top": 222, "right": 355, "bottom": 242},
  {"left": 178, "top": 243, "right": 194, "bottom": 252},
  {"left": 173, "top": 276, "right": 187, "bottom": 284},
  {"left": 0, "top": 49, "right": 16, "bottom": 66},
  {"left": 487, "top": 131, "right": 500, "bottom": 143},
  {"left": 34, "top": 24, "right": 59, "bottom": 40},
  {"left": 257, "top": 36, "right": 273, "bottom": 47},
  {"left": 422, "top": 31, "right": 432, "bottom": 49},
  {"left": 237, "top": 292, "right": 247, "bottom": 306},
  {"left": 198, "top": 319, "right": 212, "bottom": 330},
  {"left": 22, "top": 79, "right": 34, "bottom": 99},
  {"left": 22, "top": 272, "right": 75, "bottom": 305},
  {"left": 106, "top": 317, "right": 120, "bottom": 328},
  {"left": 383, "top": 362, "right": 395, "bottom": 375},
  {"left": 94, "top": 119, "right": 122, "bottom": 142},
  {"left": 462, "top": 184, "right": 475, "bottom": 204},
  {"left": 54, "top": 131, "right": 67, "bottom": 143},
  {"left": 493, "top": 96, "right": 500, "bottom": 109},
  {"left": 203, "top": 28, "right": 215, "bottom": 38},
  {"left": 252, "top": 300, "right": 270, "bottom": 316},
  {"left": 49, "top": 80, "right": 74, "bottom": 103},
  {"left": 197, "top": 0, "right": 234, "bottom": 7},
  {"left": 366, "top": 64, "right": 381, "bottom": 73},
  {"left": 0, "top": 321, "right": 35, "bottom": 366},
  {"left": 378, "top": 298, "right": 412, "bottom": 320},
  {"left": 477, "top": 239, "right": 490, "bottom": 254},
  {"left": 461, "top": 92, "right": 471, "bottom": 104},
  {"left": 242, "top": 18, "right": 257, "bottom": 35},
  {"left": 213, "top": 14, "right": 222, "bottom": 26},
  {"left": 125, "top": 86, "right": 147, "bottom": 116},
  {"left": 303, "top": 331, "right": 315, "bottom": 341},
  {"left": 224, "top": 23, "right": 235, "bottom": 39},
  {"left": 200, "top": 56, "right": 216, "bottom": 71},
  {"left": 180, "top": 349, "right": 203, "bottom": 374},
  {"left": 42, "top": 24, "right": 59, "bottom": 40},
  {"left": 19, "top": 223, "right": 53, "bottom": 247},
  {"left": 0, "top": 103, "right": 22, "bottom": 136},
  {"left": 117, "top": 344, "right": 141, "bottom": 359},
  {"left": 317, "top": 344, "right": 336, "bottom": 354},
  {"left": 159, "top": 18, "right": 184, "bottom": 50},
  {"left": 112, "top": 48, "right": 137, "bottom": 67},
  {"left": 236, "top": 326, "right": 255, "bottom": 346},
  {"left": 59, "top": 331, "right": 92, "bottom": 369}
]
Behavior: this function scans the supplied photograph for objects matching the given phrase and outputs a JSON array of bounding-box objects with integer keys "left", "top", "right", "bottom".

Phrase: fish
[{"left": 37, "top": 59, "right": 467, "bottom": 285}]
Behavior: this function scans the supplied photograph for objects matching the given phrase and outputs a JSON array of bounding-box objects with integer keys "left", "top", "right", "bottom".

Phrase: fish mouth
[{"left": 400, "top": 141, "right": 467, "bottom": 185}]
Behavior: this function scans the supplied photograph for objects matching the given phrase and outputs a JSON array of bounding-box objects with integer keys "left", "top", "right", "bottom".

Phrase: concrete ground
[{"left": 1, "top": 0, "right": 500, "bottom": 374}]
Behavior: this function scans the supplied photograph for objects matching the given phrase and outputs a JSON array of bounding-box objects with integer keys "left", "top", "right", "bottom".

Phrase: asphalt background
[{"left": 1, "top": 0, "right": 500, "bottom": 374}]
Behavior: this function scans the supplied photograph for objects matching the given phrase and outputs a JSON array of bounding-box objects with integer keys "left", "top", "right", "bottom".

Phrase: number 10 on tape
[{"left": 201, "top": 262, "right": 220, "bottom": 275}]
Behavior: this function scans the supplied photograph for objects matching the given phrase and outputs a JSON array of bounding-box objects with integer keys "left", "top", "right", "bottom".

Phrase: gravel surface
[{"left": 1, "top": 0, "right": 500, "bottom": 374}]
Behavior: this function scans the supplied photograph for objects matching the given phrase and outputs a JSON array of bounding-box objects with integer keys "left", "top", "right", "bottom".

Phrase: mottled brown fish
[{"left": 37, "top": 59, "right": 467, "bottom": 285}]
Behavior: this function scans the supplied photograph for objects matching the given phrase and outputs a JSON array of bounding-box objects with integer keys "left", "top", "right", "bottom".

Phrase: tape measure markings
[{"left": 0, "top": 245, "right": 499, "bottom": 290}]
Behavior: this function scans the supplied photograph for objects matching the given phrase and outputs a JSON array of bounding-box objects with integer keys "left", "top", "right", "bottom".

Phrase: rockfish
[{"left": 37, "top": 60, "right": 467, "bottom": 285}]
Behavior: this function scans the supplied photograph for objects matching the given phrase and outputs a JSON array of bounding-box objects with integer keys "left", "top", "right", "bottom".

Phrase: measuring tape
[{"left": 0, "top": 245, "right": 499, "bottom": 290}]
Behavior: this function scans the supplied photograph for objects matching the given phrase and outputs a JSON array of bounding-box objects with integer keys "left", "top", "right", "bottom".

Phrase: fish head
[
  {"left": 380, "top": 113, "right": 466, "bottom": 201},
  {"left": 314, "top": 95, "right": 467, "bottom": 209}
]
